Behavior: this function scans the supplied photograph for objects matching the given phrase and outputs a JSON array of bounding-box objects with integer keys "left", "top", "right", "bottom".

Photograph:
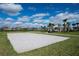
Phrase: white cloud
[
  {"left": 33, "top": 19, "right": 44, "bottom": 23},
  {"left": 5, "top": 18, "right": 14, "bottom": 22},
  {"left": 3, "top": 18, "right": 15, "bottom": 27},
  {"left": 33, "top": 19, "right": 50, "bottom": 24},
  {"left": 11, "top": 21, "right": 23, "bottom": 28},
  {"left": 0, "top": 3, "right": 23, "bottom": 16},
  {"left": 21, "top": 22, "right": 46, "bottom": 28},
  {"left": 43, "top": 20, "right": 50, "bottom": 24},
  {"left": 2, "top": 12, "right": 79, "bottom": 28},
  {"left": 0, "top": 13, "right": 49, "bottom": 28},
  {"left": 30, "top": 13, "right": 49, "bottom": 18},
  {"left": 31, "top": 13, "right": 50, "bottom": 24},
  {"left": 22, "top": 23, "right": 33, "bottom": 28},
  {"left": 0, "top": 18, "right": 3, "bottom": 23},
  {"left": 50, "top": 12, "right": 79, "bottom": 24},
  {"left": 14, "top": 22, "right": 22, "bottom": 25},
  {"left": 17, "top": 16, "right": 30, "bottom": 22},
  {"left": 0, "top": 18, "right": 4, "bottom": 28},
  {"left": 32, "top": 23, "right": 46, "bottom": 28},
  {"left": 0, "top": 16, "right": 48, "bottom": 28}
]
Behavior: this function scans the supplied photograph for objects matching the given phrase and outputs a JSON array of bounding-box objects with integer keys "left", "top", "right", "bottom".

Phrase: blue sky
[{"left": 0, "top": 3, "right": 79, "bottom": 28}]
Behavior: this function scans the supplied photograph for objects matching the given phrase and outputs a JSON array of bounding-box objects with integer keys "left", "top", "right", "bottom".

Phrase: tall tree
[
  {"left": 63, "top": 19, "right": 68, "bottom": 32},
  {"left": 41, "top": 26, "right": 47, "bottom": 31},
  {"left": 48, "top": 23, "right": 54, "bottom": 33},
  {"left": 67, "top": 22, "right": 70, "bottom": 32},
  {"left": 48, "top": 23, "right": 51, "bottom": 33}
]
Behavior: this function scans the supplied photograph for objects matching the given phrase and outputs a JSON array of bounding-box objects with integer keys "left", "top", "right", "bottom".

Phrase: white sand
[{"left": 7, "top": 32, "right": 69, "bottom": 53}]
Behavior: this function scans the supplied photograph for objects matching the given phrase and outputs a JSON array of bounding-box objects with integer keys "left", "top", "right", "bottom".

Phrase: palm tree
[
  {"left": 48, "top": 23, "right": 54, "bottom": 33},
  {"left": 48, "top": 23, "right": 52, "bottom": 33},
  {"left": 63, "top": 19, "right": 68, "bottom": 32},
  {"left": 41, "top": 26, "right": 47, "bottom": 31},
  {"left": 67, "top": 22, "right": 70, "bottom": 32},
  {"left": 48, "top": 23, "right": 51, "bottom": 27}
]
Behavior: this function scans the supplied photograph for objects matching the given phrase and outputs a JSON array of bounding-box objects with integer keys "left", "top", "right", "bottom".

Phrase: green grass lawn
[
  {"left": 54, "top": 31, "right": 79, "bottom": 35},
  {"left": 0, "top": 31, "right": 79, "bottom": 56}
]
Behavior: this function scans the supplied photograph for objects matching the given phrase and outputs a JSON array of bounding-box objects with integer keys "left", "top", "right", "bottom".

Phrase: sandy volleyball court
[{"left": 7, "top": 32, "right": 69, "bottom": 53}]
